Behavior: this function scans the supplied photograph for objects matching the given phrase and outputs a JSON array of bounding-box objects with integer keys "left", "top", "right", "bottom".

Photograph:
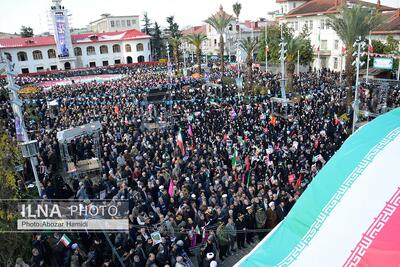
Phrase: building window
[
  {"left": 325, "top": 19, "right": 330, "bottom": 29},
  {"left": 228, "top": 24, "right": 233, "bottom": 31},
  {"left": 247, "top": 36, "right": 251, "bottom": 41},
  {"left": 309, "top": 20, "right": 313, "bottom": 30},
  {"left": 136, "top": 43, "right": 144, "bottom": 51},
  {"left": 87, "top": 46, "right": 96, "bottom": 56},
  {"left": 21, "top": 68, "right": 29, "bottom": 74},
  {"left": 132, "top": 19, "right": 136, "bottom": 26},
  {"left": 127, "top": 20, "right": 131, "bottom": 26},
  {"left": 121, "top": 20, "right": 126, "bottom": 27},
  {"left": 100, "top": 45, "right": 108, "bottom": 54},
  {"left": 116, "top": 20, "right": 120, "bottom": 27},
  {"left": 334, "top": 40, "right": 339, "bottom": 50},
  {"left": 74, "top": 47, "right": 82, "bottom": 56},
  {"left": 32, "top": 50, "right": 43, "bottom": 60},
  {"left": 214, "top": 39, "right": 217, "bottom": 46},
  {"left": 320, "top": 19, "right": 325, "bottom": 30},
  {"left": 50, "top": 65, "right": 57, "bottom": 70},
  {"left": 334, "top": 57, "right": 338, "bottom": 69},
  {"left": 111, "top": 20, "right": 115, "bottom": 27},
  {"left": 321, "top": 40, "right": 328, "bottom": 50},
  {"left": 102, "top": 60, "right": 109, "bottom": 66},
  {"left": 113, "top": 44, "right": 121, "bottom": 53},
  {"left": 294, "top": 21, "right": 298, "bottom": 31},
  {"left": 36, "top": 66, "right": 44, "bottom": 72},
  {"left": 4, "top": 52, "right": 12, "bottom": 61},
  {"left": 89, "top": 62, "right": 96, "bottom": 67},
  {"left": 293, "top": 3, "right": 297, "bottom": 8},
  {"left": 125, "top": 44, "right": 132, "bottom": 52},
  {"left": 114, "top": 59, "right": 121, "bottom": 64},
  {"left": 47, "top": 49, "right": 56, "bottom": 59}
]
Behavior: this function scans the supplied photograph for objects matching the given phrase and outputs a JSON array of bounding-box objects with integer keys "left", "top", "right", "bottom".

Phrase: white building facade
[
  {"left": 89, "top": 14, "right": 140, "bottom": 33},
  {"left": 182, "top": 6, "right": 263, "bottom": 63},
  {"left": 276, "top": 0, "right": 397, "bottom": 71},
  {"left": 0, "top": 0, "right": 150, "bottom": 74}
]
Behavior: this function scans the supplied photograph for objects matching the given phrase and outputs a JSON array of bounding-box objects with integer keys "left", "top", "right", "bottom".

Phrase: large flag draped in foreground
[{"left": 236, "top": 108, "right": 400, "bottom": 267}]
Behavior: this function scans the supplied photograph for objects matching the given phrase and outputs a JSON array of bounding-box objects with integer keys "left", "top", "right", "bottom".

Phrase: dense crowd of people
[{"left": 2, "top": 62, "right": 392, "bottom": 267}]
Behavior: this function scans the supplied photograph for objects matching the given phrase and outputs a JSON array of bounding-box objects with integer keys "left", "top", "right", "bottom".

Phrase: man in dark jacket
[{"left": 266, "top": 202, "right": 278, "bottom": 234}]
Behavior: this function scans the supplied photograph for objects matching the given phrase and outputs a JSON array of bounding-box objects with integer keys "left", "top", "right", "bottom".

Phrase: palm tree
[
  {"left": 286, "top": 36, "right": 305, "bottom": 92},
  {"left": 328, "top": 4, "right": 382, "bottom": 106},
  {"left": 169, "top": 36, "right": 181, "bottom": 72},
  {"left": 240, "top": 38, "right": 258, "bottom": 94},
  {"left": 185, "top": 33, "right": 207, "bottom": 74},
  {"left": 205, "top": 6, "right": 233, "bottom": 77},
  {"left": 233, "top": 2, "right": 242, "bottom": 21}
]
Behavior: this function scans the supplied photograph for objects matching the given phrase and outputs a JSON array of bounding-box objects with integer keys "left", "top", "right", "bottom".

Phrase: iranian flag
[
  {"left": 195, "top": 225, "right": 201, "bottom": 235},
  {"left": 232, "top": 148, "right": 239, "bottom": 167},
  {"left": 236, "top": 108, "right": 400, "bottom": 267},
  {"left": 58, "top": 234, "right": 71, "bottom": 247},
  {"left": 176, "top": 130, "right": 184, "bottom": 156}
]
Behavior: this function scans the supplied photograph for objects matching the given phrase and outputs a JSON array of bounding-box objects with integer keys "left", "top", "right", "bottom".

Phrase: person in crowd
[{"left": 0, "top": 64, "right": 363, "bottom": 266}]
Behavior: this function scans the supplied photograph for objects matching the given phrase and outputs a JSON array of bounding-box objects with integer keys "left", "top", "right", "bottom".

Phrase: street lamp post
[
  {"left": 1, "top": 52, "right": 42, "bottom": 196},
  {"left": 352, "top": 36, "right": 366, "bottom": 133},
  {"left": 297, "top": 50, "right": 300, "bottom": 76},
  {"left": 317, "top": 26, "right": 321, "bottom": 78},
  {"left": 279, "top": 25, "right": 287, "bottom": 101},
  {"left": 183, "top": 48, "right": 187, "bottom": 76},
  {"left": 167, "top": 43, "right": 172, "bottom": 82},
  {"left": 339, "top": 48, "right": 344, "bottom": 87},
  {"left": 265, "top": 23, "right": 268, "bottom": 73}
]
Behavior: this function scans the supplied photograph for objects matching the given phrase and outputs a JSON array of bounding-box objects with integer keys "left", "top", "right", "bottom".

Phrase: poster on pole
[
  {"left": 55, "top": 15, "right": 69, "bottom": 57},
  {"left": 373, "top": 58, "right": 393, "bottom": 70}
]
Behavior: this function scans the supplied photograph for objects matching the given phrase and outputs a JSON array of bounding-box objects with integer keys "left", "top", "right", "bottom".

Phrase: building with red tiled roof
[
  {"left": 0, "top": 0, "right": 151, "bottom": 74},
  {"left": 276, "top": 0, "right": 399, "bottom": 72}
]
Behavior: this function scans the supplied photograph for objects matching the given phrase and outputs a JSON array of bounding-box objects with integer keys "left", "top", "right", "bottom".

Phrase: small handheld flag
[{"left": 58, "top": 234, "right": 71, "bottom": 247}]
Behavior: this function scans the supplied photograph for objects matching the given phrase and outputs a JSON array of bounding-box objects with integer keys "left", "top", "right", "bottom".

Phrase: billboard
[
  {"left": 373, "top": 57, "right": 393, "bottom": 70},
  {"left": 55, "top": 15, "right": 69, "bottom": 57}
]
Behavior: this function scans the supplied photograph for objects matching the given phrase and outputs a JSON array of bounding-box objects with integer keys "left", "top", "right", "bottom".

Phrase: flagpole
[{"left": 366, "top": 33, "right": 371, "bottom": 84}]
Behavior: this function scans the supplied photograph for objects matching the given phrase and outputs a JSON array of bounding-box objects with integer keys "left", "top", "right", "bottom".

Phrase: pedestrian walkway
[{"left": 221, "top": 243, "right": 256, "bottom": 267}]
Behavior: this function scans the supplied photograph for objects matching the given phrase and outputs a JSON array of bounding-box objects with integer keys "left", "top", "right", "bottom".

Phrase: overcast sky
[{"left": 1, "top": 0, "right": 399, "bottom": 34}]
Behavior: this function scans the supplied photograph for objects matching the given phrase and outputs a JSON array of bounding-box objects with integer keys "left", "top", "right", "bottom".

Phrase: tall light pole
[
  {"left": 167, "top": 43, "right": 172, "bottom": 82},
  {"left": 297, "top": 50, "right": 300, "bottom": 76},
  {"left": 366, "top": 33, "right": 371, "bottom": 84},
  {"left": 397, "top": 43, "right": 400, "bottom": 81},
  {"left": 339, "top": 46, "right": 344, "bottom": 87},
  {"left": 352, "top": 36, "right": 366, "bottom": 133},
  {"left": 279, "top": 24, "right": 287, "bottom": 100},
  {"left": 1, "top": 52, "right": 42, "bottom": 196},
  {"left": 317, "top": 26, "right": 321, "bottom": 78},
  {"left": 183, "top": 47, "right": 187, "bottom": 76},
  {"left": 265, "top": 23, "right": 268, "bottom": 73}
]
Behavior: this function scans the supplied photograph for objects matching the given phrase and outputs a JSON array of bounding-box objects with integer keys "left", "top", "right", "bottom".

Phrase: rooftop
[
  {"left": 285, "top": 0, "right": 395, "bottom": 18},
  {"left": 182, "top": 25, "right": 207, "bottom": 35},
  {"left": 372, "top": 9, "right": 400, "bottom": 34},
  {"left": 0, "top": 29, "right": 150, "bottom": 49}
]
